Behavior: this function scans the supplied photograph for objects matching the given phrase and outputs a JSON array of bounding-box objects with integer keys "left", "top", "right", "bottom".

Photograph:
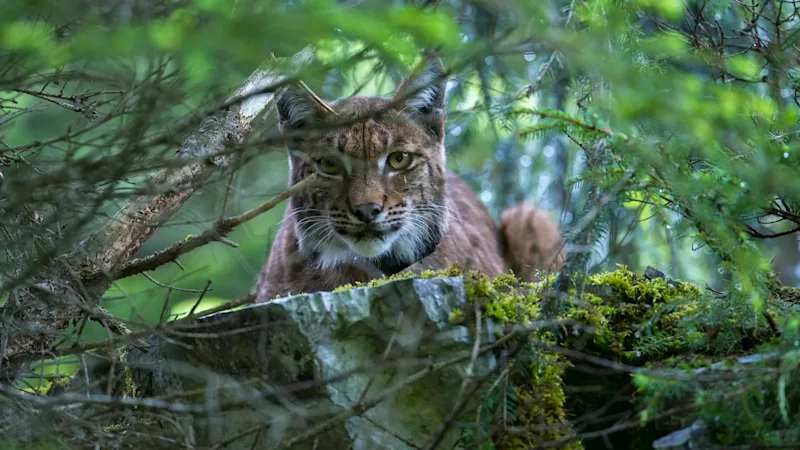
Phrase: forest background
[{"left": 1, "top": 0, "right": 799, "bottom": 448}]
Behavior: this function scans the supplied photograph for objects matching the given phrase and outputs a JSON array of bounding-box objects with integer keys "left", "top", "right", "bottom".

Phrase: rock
[
  {"left": 652, "top": 420, "right": 709, "bottom": 449},
  {"left": 644, "top": 266, "right": 681, "bottom": 288},
  {"left": 692, "top": 352, "right": 779, "bottom": 374},
  {"left": 122, "top": 276, "right": 493, "bottom": 450}
]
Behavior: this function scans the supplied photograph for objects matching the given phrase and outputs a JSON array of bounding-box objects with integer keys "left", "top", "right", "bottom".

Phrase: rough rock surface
[
  {"left": 125, "top": 276, "right": 494, "bottom": 449},
  {"left": 652, "top": 420, "right": 709, "bottom": 449}
]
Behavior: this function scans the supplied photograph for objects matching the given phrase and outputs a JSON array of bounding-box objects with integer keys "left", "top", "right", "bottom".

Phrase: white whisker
[{"left": 278, "top": 207, "right": 323, "bottom": 227}]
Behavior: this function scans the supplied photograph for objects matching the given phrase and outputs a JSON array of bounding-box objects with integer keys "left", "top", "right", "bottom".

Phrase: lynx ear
[
  {"left": 275, "top": 85, "right": 326, "bottom": 132},
  {"left": 392, "top": 54, "right": 447, "bottom": 139}
]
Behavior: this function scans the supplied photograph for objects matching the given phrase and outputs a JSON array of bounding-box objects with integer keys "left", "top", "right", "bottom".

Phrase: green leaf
[
  {"left": 728, "top": 55, "right": 761, "bottom": 79},
  {"left": 1, "top": 21, "right": 52, "bottom": 51}
]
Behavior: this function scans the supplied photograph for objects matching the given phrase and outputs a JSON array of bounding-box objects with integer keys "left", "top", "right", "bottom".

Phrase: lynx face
[{"left": 275, "top": 57, "right": 449, "bottom": 272}]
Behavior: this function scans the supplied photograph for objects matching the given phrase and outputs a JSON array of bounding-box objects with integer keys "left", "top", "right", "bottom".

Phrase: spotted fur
[{"left": 256, "top": 55, "right": 565, "bottom": 301}]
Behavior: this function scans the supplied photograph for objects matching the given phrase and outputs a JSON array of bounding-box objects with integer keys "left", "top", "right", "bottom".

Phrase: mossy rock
[
  {"left": 343, "top": 264, "right": 787, "bottom": 450},
  {"left": 36, "top": 265, "right": 792, "bottom": 450},
  {"left": 336, "top": 267, "right": 580, "bottom": 449}
]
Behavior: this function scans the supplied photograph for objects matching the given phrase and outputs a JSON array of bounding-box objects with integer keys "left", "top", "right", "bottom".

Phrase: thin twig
[
  {"left": 111, "top": 173, "right": 316, "bottom": 280},
  {"left": 188, "top": 280, "right": 214, "bottom": 317}
]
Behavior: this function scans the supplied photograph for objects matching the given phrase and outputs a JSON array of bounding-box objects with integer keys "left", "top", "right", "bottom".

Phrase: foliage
[{"left": 1, "top": 0, "right": 800, "bottom": 448}]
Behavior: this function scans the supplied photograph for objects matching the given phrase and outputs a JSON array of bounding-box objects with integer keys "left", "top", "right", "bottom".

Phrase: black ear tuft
[
  {"left": 275, "top": 85, "right": 324, "bottom": 131},
  {"left": 392, "top": 54, "right": 447, "bottom": 138}
]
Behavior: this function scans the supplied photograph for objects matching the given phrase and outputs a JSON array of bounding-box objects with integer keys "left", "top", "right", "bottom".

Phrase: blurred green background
[{"left": 2, "top": 0, "right": 798, "bottom": 390}]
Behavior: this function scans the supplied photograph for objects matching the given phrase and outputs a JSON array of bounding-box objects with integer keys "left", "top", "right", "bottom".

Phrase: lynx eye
[
  {"left": 316, "top": 158, "right": 340, "bottom": 175},
  {"left": 387, "top": 152, "right": 412, "bottom": 170}
]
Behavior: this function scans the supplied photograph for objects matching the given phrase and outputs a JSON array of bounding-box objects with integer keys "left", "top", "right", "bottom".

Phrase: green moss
[
  {"left": 101, "top": 424, "right": 124, "bottom": 433},
  {"left": 493, "top": 349, "right": 582, "bottom": 450},
  {"left": 332, "top": 266, "right": 465, "bottom": 293},
  {"left": 40, "top": 376, "right": 73, "bottom": 396},
  {"left": 121, "top": 348, "right": 138, "bottom": 399},
  {"left": 333, "top": 267, "right": 582, "bottom": 447},
  {"left": 773, "top": 284, "right": 800, "bottom": 302},
  {"left": 330, "top": 264, "right": 786, "bottom": 449},
  {"left": 563, "top": 265, "right": 704, "bottom": 362},
  {"left": 447, "top": 308, "right": 463, "bottom": 324},
  {"left": 463, "top": 272, "right": 543, "bottom": 326},
  {"left": 401, "top": 267, "right": 580, "bottom": 449},
  {"left": 332, "top": 265, "right": 709, "bottom": 449}
]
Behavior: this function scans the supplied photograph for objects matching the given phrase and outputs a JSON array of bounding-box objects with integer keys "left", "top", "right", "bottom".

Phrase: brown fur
[
  {"left": 500, "top": 203, "right": 566, "bottom": 282},
  {"left": 256, "top": 56, "right": 565, "bottom": 302}
]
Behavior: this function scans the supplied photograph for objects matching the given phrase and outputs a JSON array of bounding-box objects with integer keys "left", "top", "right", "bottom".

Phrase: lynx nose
[{"left": 351, "top": 203, "right": 383, "bottom": 223}]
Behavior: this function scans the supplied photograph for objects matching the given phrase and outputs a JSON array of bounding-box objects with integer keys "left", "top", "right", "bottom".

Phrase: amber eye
[
  {"left": 387, "top": 152, "right": 412, "bottom": 170},
  {"left": 316, "top": 158, "right": 340, "bottom": 175}
]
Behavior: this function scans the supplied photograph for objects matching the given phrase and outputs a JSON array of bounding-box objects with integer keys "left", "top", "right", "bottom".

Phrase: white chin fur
[
  {"left": 298, "top": 229, "right": 402, "bottom": 269},
  {"left": 346, "top": 236, "right": 394, "bottom": 258}
]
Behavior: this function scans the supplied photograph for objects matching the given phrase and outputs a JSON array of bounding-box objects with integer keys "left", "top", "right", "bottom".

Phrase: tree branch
[
  {"left": 0, "top": 46, "right": 316, "bottom": 383},
  {"left": 111, "top": 173, "right": 316, "bottom": 280}
]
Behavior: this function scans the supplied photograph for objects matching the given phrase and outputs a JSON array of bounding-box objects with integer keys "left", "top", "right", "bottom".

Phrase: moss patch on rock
[
  {"left": 334, "top": 266, "right": 579, "bottom": 449},
  {"left": 51, "top": 265, "right": 789, "bottom": 450},
  {"left": 566, "top": 265, "right": 703, "bottom": 362},
  {"left": 361, "top": 264, "right": 786, "bottom": 449}
]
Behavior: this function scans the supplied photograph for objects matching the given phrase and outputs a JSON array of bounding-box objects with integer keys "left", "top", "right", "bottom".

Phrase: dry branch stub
[{"left": 86, "top": 45, "right": 316, "bottom": 278}]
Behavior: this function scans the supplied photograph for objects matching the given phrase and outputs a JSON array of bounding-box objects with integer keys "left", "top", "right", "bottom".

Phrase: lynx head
[{"left": 275, "top": 55, "right": 448, "bottom": 273}]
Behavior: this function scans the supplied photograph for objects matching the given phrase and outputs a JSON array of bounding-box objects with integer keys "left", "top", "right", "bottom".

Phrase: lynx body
[{"left": 257, "top": 56, "right": 564, "bottom": 301}]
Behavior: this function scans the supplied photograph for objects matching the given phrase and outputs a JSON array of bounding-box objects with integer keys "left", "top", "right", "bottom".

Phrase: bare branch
[
  {"left": 0, "top": 46, "right": 317, "bottom": 383},
  {"left": 104, "top": 172, "right": 317, "bottom": 281}
]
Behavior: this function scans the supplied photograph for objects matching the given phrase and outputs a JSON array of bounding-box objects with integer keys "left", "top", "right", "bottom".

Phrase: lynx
[{"left": 256, "top": 55, "right": 565, "bottom": 302}]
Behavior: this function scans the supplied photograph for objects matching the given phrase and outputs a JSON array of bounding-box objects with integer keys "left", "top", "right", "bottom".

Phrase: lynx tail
[{"left": 499, "top": 203, "right": 566, "bottom": 282}]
